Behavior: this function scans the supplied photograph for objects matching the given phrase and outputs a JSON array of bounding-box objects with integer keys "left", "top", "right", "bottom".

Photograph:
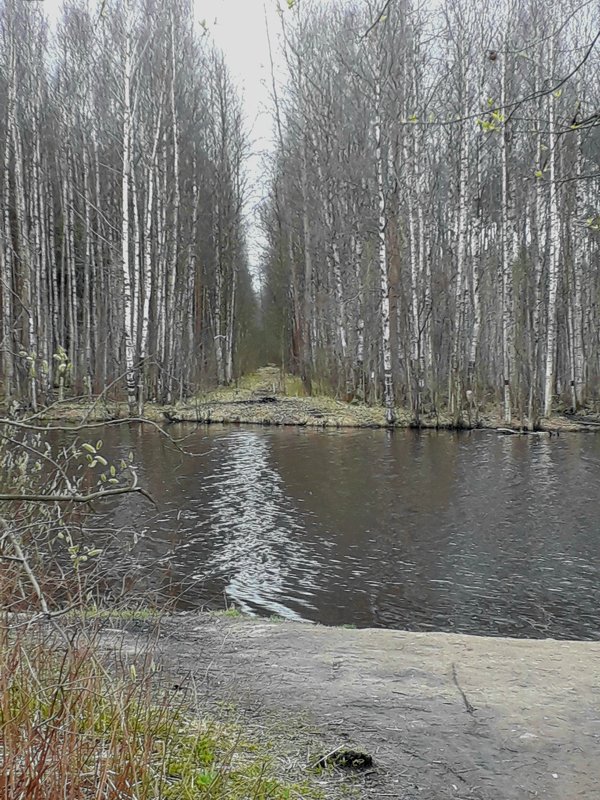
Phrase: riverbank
[
  {"left": 5, "top": 366, "right": 600, "bottom": 433},
  {"left": 99, "top": 611, "right": 600, "bottom": 800},
  {"left": 164, "top": 393, "right": 600, "bottom": 433}
]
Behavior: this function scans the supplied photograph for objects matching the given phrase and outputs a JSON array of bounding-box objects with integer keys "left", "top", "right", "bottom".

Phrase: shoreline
[
  {"left": 5, "top": 394, "right": 599, "bottom": 433},
  {"left": 3, "top": 368, "right": 599, "bottom": 433},
  {"left": 98, "top": 611, "right": 600, "bottom": 799}
]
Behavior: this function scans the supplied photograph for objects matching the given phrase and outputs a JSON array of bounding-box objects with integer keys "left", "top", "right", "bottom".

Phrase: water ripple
[
  {"left": 86, "top": 426, "right": 600, "bottom": 639},
  {"left": 189, "top": 431, "right": 324, "bottom": 619}
]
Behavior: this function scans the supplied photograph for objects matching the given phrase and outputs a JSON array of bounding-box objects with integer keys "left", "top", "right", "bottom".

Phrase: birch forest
[
  {"left": 0, "top": 0, "right": 599, "bottom": 426},
  {"left": 0, "top": 0, "right": 255, "bottom": 414},
  {"left": 261, "top": 0, "right": 600, "bottom": 424}
]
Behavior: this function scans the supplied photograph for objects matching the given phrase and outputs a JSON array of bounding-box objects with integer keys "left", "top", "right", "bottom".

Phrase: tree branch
[{"left": 0, "top": 484, "right": 154, "bottom": 505}]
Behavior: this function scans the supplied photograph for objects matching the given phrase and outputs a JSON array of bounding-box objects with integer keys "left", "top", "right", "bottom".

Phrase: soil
[{"left": 100, "top": 613, "right": 600, "bottom": 800}]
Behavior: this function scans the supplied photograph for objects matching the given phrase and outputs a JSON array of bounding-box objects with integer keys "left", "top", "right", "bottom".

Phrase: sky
[
  {"left": 196, "top": 0, "right": 283, "bottom": 278},
  {"left": 198, "top": 0, "right": 279, "bottom": 132}
]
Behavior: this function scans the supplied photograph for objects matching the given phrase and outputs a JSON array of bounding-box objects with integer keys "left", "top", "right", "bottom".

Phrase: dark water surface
[{"left": 92, "top": 425, "right": 600, "bottom": 639}]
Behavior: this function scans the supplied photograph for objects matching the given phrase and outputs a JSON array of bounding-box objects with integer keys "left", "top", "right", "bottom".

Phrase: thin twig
[{"left": 451, "top": 663, "right": 476, "bottom": 714}]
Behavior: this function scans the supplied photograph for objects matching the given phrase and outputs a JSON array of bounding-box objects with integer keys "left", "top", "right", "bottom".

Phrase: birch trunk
[
  {"left": 451, "top": 106, "right": 470, "bottom": 420},
  {"left": 528, "top": 59, "right": 546, "bottom": 426},
  {"left": 185, "top": 161, "right": 199, "bottom": 389},
  {"left": 352, "top": 231, "right": 365, "bottom": 398},
  {"left": 301, "top": 141, "right": 314, "bottom": 385},
  {"left": 11, "top": 99, "right": 37, "bottom": 409},
  {"left": 121, "top": 1, "right": 137, "bottom": 413},
  {"left": 64, "top": 146, "right": 78, "bottom": 390},
  {"left": 0, "top": 36, "right": 15, "bottom": 398},
  {"left": 82, "top": 144, "right": 93, "bottom": 397},
  {"left": 326, "top": 183, "right": 348, "bottom": 376},
  {"left": 543, "top": 33, "right": 561, "bottom": 419},
  {"left": 138, "top": 103, "right": 163, "bottom": 414},
  {"left": 375, "top": 79, "right": 395, "bottom": 425},
  {"left": 571, "top": 101, "right": 585, "bottom": 408},
  {"left": 403, "top": 129, "right": 421, "bottom": 416},
  {"left": 214, "top": 202, "right": 225, "bottom": 385},
  {"left": 500, "top": 52, "right": 515, "bottom": 422},
  {"left": 467, "top": 140, "right": 482, "bottom": 395},
  {"left": 155, "top": 131, "right": 168, "bottom": 398},
  {"left": 164, "top": 11, "right": 180, "bottom": 402},
  {"left": 225, "top": 264, "right": 236, "bottom": 385}
]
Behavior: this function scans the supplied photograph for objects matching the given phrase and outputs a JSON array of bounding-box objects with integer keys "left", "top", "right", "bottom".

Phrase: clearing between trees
[{"left": 27, "top": 366, "right": 600, "bottom": 433}]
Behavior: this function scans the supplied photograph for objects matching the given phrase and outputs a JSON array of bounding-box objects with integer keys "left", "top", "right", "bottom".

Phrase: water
[{"left": 89, "top": 425, "right": 600, "bottom": 639}]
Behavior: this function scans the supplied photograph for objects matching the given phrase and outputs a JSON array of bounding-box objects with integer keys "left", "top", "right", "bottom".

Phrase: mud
[{"left": 100, "top": 613, "right": 600, "bottom": 799}]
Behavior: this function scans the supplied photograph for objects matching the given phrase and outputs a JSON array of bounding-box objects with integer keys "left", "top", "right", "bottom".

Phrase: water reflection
[
  {"left": 74, "top": 426, "right": 600, "bottom": 640},
  {"left": 190, "top": 430, "right": 323, "bottom": 619}
]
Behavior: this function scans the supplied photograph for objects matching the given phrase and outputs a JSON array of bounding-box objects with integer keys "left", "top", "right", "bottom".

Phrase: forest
[
  {"left": 1, "top": 3, "right": 599, "bottom": 796},
  {"left": 0, "top": 0, "right": 257, "bottom": 415},
  {"left": 0, "top": 0, "right": 599, "bottom": 427}
]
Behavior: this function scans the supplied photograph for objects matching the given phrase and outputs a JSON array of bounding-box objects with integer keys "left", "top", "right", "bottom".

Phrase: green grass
[{"left": 218, "top": 607, "right": 244, "bottom": 618}]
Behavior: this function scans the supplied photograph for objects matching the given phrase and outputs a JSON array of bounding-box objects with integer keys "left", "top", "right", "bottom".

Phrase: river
[{"left": 87, "top": 424, "right": 600, "bottom": 639}]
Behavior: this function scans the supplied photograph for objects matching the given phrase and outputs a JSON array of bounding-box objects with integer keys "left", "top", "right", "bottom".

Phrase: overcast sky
[{"left": 198, "top": 0, "right": 282, "bottom": 276}]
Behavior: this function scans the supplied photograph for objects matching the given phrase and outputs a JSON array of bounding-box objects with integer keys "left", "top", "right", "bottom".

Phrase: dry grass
[
  {"left": 0, "top": 620, "right": 319, "bottom": 800},
  {"left": 12, "top": 366, "right": 598, "bottom": 431}
]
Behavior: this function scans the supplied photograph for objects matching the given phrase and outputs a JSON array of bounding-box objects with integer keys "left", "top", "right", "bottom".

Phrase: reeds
[{"left": 0, "top": 620, "right": 312, "bottom": 799}]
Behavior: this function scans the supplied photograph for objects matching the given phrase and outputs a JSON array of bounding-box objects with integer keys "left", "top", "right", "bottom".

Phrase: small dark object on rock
[
  {"left": 315, "top": 749, "right": 373, "bottom": 771},
  {"left": 258, "top": 396, "right": 278, "bottom": 404}
]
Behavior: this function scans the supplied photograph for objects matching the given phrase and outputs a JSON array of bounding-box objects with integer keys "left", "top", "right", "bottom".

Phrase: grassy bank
[
  {"left": 21, "top": 366, "right": 600, "bottom": 433},
  {"left": 0, "top": 618, "right": 323, "bottom": 800}
]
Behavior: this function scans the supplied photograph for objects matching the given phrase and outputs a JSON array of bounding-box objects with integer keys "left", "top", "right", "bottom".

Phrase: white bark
[
  {"left": 375, "top": 78, "right": 395, "bottom": 425},
  {"left": 1, "top": 33, "right": 15, "bottom": 398},
  {"left": 452, "top": 101, "right": 470, "bottom": 417},
  {"left": 121, "top": 0, "right": 137, "bottom": 413},
  {"left": 11, "top": 90, "right": 37, "bottom": 409},
  {"left": 301, "top": 141, "right": 314, "bottom": 377},
  {"left": 164, "top": 10, "right": 180, "bottom": 402},
  {"left": 468, "top": 141, "right": 482, "bottom": 391},
  {"left": 214, "top": 201, "right": 225, "bottom": 386},
  {"left": 543, "top": 33, "right": 561, "bottom": 419},
  {"left": 500, "top": 51, "right": 515, "bottom": 422},
  {"left": 352, "top": 232, "right": 365, "bottom": 394},
  {"left": 571, "top": 100, "right": 585, "bottom": 408},
  {"left": 82, "top": 143, "right": 93, "bottom": 396},
  {"left": 138, "top": 100, "right": 163, "bottom": 413}
]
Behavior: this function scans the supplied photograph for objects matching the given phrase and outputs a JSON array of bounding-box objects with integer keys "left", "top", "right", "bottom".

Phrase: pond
[{"left": 90, "top": 424, "right": 600, "bottom": 640}]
